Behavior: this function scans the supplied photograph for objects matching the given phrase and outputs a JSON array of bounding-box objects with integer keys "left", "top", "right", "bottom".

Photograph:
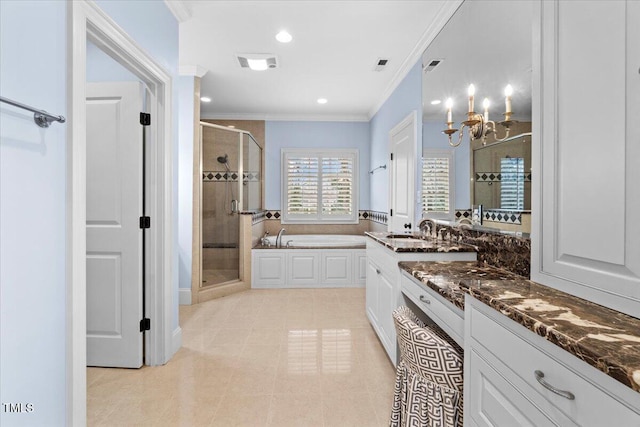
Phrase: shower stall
[{"left": 199, "top": 122, "right": 262, "bottom": 287}]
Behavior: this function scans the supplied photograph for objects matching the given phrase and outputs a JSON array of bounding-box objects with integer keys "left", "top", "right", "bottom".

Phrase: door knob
[{"left": 404, "top": 223, "right": 411, "bottom": 229}]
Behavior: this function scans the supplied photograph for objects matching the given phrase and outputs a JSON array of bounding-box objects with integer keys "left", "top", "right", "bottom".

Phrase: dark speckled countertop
[
  {"left": 398, "top": 260, "right": 640, "bottom": 393},
  {"left": 365, "top": 231, "right": 477, "bottom": 253}
]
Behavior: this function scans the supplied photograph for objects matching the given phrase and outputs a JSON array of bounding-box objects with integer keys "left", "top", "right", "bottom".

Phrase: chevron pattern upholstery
[{"left": 390, "top": 306, "right": 464, "bottom": 427}]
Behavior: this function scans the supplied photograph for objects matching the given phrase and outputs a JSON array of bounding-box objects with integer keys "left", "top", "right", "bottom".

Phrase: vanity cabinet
[
  {"left": 533, "top": 0, "right": 640, "bottom": 317},
  {"left": 464, "top": 297, "right": 640, "bottom": 427},
  {"left": 400, "top": 271, "right": 464, "bottom": 347},
  {"left": 365, "top": 238, "right": 475, "bottom": 363}
]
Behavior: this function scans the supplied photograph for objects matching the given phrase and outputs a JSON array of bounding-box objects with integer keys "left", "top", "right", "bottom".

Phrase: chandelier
[{"left": 442, "top": 84, "right": 515, "bottom": 147}]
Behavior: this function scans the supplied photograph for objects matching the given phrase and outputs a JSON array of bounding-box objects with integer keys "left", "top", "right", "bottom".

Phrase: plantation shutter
[
  {"left": 286, "top": 156, "right": 319, "bottom": 215},
  {"left": 321, "top": 156, "right": 354, "bottom": 216},
  {"left": 421, "top": 149, "right": 454, "bottom": 220},
  {"left": 500, "top": 157, "right": 525, "bottom": 210},
  {"left": 422, "top": 157, "right": 450, "bottom": 213},
  {"left": 283, "top": 149, "right": 358, "bottom": 223}
]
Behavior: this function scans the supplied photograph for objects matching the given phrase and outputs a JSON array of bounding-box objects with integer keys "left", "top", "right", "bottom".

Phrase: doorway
[
  {"left": 69, "top": 1, "right": 176, "bottom": 423},
  {"left": 388, "top": 111, "right": 418, "bottom": 232},
  {"left": 198, "top": 122, "right": 263, "bottom": 289}
]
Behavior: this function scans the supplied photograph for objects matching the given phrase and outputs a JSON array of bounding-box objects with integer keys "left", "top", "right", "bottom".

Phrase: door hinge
[
  {"left": 139, "top": 112, "right": 151, "bottom": 126},
  {"left": 390, "top": 209, "right": 393, "bottom": 217},
  {"left": 140, "top": 318, "right": 151, "bottom": 332},
  {"left": 139, "top": 216, "right": 151, "bottom": 229},
  {"left": 390, "top": 153, "right": 393, "bottom": 161}
]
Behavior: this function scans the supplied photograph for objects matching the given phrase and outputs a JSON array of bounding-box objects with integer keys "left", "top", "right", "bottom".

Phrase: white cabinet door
[
  {"left": 354, "top": 252, "right": 367, "bottom": 286},
  {"left": 287, "top": 252, "right": 320, "bottom": 286},
  {"left": 377, "top": 272, "right": 396, "bottom": 361},
  {"left": 365, "top": 259, "right": 380, "bottom": 325},
  {"left": 321, "top": 252, "right": 351, "bottom": 287},
  {"left": 532, "top": 0, "right": 640, "bottom": 317},
  {"left": 252, "top": 251, "right": 286, "bottom": 288}
]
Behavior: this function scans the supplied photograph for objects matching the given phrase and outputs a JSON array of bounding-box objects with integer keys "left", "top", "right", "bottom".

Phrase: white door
[
  {"left": 86, "top": 82, "right": 144, "bottom": 368},
  {"left": 389, "top": 112, "right": 417, "bottom": 232}
]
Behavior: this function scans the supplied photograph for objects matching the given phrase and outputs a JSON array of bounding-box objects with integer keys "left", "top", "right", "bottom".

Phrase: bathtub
[
  {"left": 263, "top": 234, "right": 367, "bottom": 248},
  {"left": 252, "top": 234, "right": 367, "bottom": 288}
]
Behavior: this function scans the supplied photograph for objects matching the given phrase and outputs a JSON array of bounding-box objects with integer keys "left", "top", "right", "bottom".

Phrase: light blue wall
[
  {"left": 423, "top": 121, "right": 470, "bottom": 209},
  {"left": 178, "top": 77, "right": 195, "bottom": 291},
  {"left": 0, "top": 1, "right": 178, "bottom": 424},
  {"left": 87, "top": 39, "right": 139, "bottom": 82},
  {"left": 264, "top": 121, "right": 371, "bottom": 211},
  {"left": 368, "top": 61, "right": 423, "bottom": 214},
  {"left": 1, "top": 1, "right": 68, "bottom": 425}
]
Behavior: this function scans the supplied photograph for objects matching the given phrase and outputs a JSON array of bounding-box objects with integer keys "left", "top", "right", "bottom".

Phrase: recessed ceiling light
[
  {"left": 201, "top": 96, "right": 211, "bottom": 103},
  {"left": 317, "top": 98, "right": 328, "bottom": 104},
  {"left": 275, "top": 30, "right": 292, "bottom": 43},
  {"left": 430, "top": 99, "right": 441, "bottom": 105}
]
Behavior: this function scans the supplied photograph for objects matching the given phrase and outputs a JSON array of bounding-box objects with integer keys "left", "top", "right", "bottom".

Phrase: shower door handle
[{"left": 231, "top": 199, "right": 238, "bottom": 213}]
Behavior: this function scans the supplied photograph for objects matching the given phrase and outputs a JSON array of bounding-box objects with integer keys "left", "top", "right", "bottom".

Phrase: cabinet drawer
[
  {"left": 469, "top": 302, "right": 640, "bottom": 426},
  {"left": 468, "top": 349, "right": 576, "bottom": 427},
  {"left": 400, "top": 271, "right": 464, "bottom": 346}
]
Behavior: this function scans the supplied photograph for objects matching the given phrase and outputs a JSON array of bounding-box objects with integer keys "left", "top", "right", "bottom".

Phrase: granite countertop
[
  {"left": 365, "top": 231, "right": 477, "bottom": 253},
  {"left": 398, "top": 260, "right": 640, "bottom": 393}
]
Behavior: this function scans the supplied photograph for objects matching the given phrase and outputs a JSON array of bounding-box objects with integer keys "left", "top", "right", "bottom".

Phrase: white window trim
[
  {"left": 281, "top": 148, "right": 359, "bottom": 224},
  {"left": 421, "top": 148, "right": 455, "bottom": 221}
]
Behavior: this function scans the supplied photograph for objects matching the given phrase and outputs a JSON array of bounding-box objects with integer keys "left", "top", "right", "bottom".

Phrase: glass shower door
[{"left": 200, "top": 124, "right": 241, "bottom": 287}]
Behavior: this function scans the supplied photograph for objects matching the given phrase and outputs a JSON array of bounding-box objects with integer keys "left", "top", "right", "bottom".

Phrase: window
[
  {"left": 421, "top": 149, "right": 454, "bottom": 220},
  {"left": 500, "top": 157, "right": 525, "bottom": 210},
  {"left": 282, "top": 149, "right": 358, "bottom": 224}
]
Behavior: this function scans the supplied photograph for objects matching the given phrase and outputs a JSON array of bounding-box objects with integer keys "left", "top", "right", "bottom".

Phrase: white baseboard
[{"left": 179, "top": 288, "right": 192, "bottom": 305}]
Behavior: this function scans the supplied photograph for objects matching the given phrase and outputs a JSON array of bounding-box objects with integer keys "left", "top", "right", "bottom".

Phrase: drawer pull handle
[
  {"left": 534, "top": 370, "right": 575, "bottom": 400},
  {"left": 419, "top": 295, "right": 431, "bottom": 304}
]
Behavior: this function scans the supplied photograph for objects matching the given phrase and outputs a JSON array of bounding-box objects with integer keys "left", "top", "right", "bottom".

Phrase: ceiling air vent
[
  {"left": 423, "top": 58, "right": 443, "bottom": 72},
  {"left": 373, "top": 58, "right": 389, "bottom": 72},
  {"left": 236, "top": 53, "right": 278, "bottom": 71}
]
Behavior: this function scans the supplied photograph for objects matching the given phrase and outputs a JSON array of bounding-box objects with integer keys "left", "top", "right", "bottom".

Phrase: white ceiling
[{"left": 176, "top": 0, "right": 461, "bottom": 121}]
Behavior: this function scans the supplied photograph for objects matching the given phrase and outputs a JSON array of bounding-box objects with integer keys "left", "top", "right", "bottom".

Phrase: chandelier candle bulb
[
  {"left": 468, "top": 84, "right": 475, "bottom": 113},
  {"left": 504, "top": 84, "right": 513, "bottom": 114},
  {"left": 483, "top": 98, "right": 490, "bottom": 122},
  {"left": 446, "top": 98, "right": 453, "bottom": 125}
]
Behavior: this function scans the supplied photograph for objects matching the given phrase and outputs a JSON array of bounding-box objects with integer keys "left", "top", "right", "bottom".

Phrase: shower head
[{"left": 217, "top": 154, "right": 228, "bottom": 164}]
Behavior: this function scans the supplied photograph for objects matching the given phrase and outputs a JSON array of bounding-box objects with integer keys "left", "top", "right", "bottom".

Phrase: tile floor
[{"left": 87, "top": 288, "right": 397, "bottom": 426}]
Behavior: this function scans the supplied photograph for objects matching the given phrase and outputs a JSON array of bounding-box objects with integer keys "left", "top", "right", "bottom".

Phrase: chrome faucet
[
  {"left": 276, "top": 228, "right": 286, "bottom": 248},
  {"left": 418, "top": 218, "right": 435, "bottom": 239},
  {"left": 261, "top": 231, "right": 270, "bottom": 246}
]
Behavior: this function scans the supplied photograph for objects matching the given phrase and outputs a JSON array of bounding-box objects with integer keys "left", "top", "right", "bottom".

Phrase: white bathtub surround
[
  {"left": 252, "top": 235, "right": 367, "bottom": 288},
  {"left": 263, "top": 234, "right": 367, "bottom": 248}
]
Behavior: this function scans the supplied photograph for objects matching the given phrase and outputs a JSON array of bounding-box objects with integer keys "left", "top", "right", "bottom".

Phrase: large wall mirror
[{"left": 421, "top": 0, "right": 532, "bottom": 233}]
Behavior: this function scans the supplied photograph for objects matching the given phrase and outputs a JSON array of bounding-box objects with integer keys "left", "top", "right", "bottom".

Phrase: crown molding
[
  {"left": 179, "top": 65, "right": 208, "bottom": 78},
  {"left": 201, "top": 112, "right": 369, "bottom": 122},
  {"left": 367, "top": 0, "right": 464, "bottom": 119},
  {"left": 164, "top": 0, "right": 192, "bottom": 23}
]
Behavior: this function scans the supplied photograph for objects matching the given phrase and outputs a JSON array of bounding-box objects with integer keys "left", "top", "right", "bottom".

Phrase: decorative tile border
[
  {"left": 455, "top": 210, "right": 472, "bottom": 220},
  {"left": 249, "top": 210, "right": 388, "bottom": 225},
  {"left": 365, "top": 210, "right": 388, "bottom": 225},
  {"left": 475, "top": 172, "right": 532, "bottom": 183},
  {"left": 203, "top": 171, "right": 260, "bottom": 182},
  {"left": 483, "top": 209, "right": 522, "bottom": 225},
  {"left": 455, "top": 209, "right": 523, "bottom": 225}
]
